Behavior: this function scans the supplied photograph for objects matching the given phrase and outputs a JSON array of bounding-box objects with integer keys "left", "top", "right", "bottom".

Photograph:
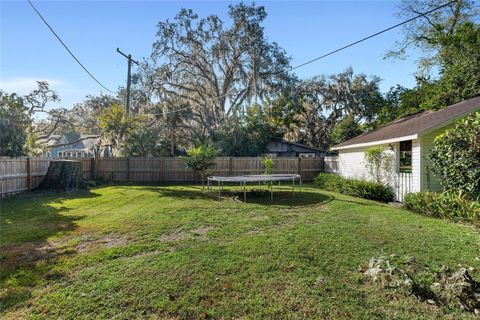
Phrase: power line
[
  {"left": 142, "top": 0, "right": 458, "bottom": 116},
  {"left": 288, "top": 0, "right": 458, "bottom": 72},
  {"left": 27, "top": 0, "right": 115, "bottom": 94}
]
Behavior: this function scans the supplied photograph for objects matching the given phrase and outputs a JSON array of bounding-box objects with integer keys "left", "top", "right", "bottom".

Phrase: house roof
[
  {"left": 38, "top": 133, "right": 100, "bottom": 150},
  {"left": 331, "top": 95, "right": 480, "bottom": 150},
  {"left": 267, "top": 140, "right": 323, "bottom": 153}
]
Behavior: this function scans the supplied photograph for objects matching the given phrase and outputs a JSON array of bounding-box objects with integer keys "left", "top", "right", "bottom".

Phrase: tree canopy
[{"left": 145, "top": 2, "right": 292, "bottom": 142}]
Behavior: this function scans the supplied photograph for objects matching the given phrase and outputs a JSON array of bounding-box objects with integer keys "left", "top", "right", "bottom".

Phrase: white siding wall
[
  {"left": 338, "top": 144, "right": 394, "bottom": 183},
  {"left": 338, "top": 147, "right": 370, "bottom": 180},
  {"left": 411, "top": 139, "right": 421, "bottom": 192},
  {"left": 419, "top": 125, "right": 453, "bottom": 192}
]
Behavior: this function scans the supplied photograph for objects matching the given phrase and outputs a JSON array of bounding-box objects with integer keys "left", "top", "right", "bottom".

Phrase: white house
[
  {"left": 330, "top": 96, "right": 480, "bottom": 201},
  {"left": 37, "top": 132, "right": 111, "bottom": 158}
]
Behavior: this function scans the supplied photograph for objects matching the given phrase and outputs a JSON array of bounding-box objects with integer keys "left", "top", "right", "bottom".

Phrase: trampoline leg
[
  {"left": 243, "top": 181, "right": 246, "bottom": 203},
  {"left": 270, "top": 181, "right": 273, "bottom": 201},
  {"left": 292, "top": 178, "right": 295, "bottom": 198},
  {"left": 218, "top": 181, "right": 221, "bottom": 200}
]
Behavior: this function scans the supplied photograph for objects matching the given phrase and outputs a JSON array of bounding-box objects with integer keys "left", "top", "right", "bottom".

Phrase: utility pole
[
  {"left": 117, "top": 48, "right": 139, "bottom": 158},
  {"left": 116, "top": 48, "right": 139, "bottom": 114}
]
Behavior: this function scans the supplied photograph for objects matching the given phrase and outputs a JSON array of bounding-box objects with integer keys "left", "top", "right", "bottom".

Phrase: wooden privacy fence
[
  {"left": 0, "top": 157, "right": 92, "bottom": 198},
  {"left": 0, "top": 156, "right": 324, "bottom": 198},
  {"left": 95, "top": 157, "right": 324, "bottom": 183}
]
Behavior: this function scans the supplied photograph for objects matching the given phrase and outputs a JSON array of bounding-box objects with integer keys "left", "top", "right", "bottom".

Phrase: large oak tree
[{"left": 146, "top": 2, "right": 292, "bottom": 141}]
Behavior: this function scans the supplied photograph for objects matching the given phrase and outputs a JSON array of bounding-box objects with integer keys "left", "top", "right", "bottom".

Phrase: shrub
[
  {"left": 364, "top": 147, "right": 394, "bottom": 184},
  {"left": 183, "top": 144, "right": 219, "bottom": 188},
  {"left": 262, "top": 156, "right": 274, "bottom": 175},
  {"left": 429, "top": 111, "right": 480, "bottom": 199},
  {"left": 404, "top": 191, "right": 480, "bottom": 221},
  {"left": 314, "top": 173, "right": 394, "bottom": 202}
]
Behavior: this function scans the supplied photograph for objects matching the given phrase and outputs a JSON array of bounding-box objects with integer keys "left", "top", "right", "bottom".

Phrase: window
[
  {"left": 58, "top": 151, "right": 63, "bottom": 157},
  {"left": 299, "top": 153, "right": 315, "bottom": 158},
  {"left": 264, "top": 153, "right": 277, "bottom": 158},
  {"left": 399, "top": 140, "right": 412, "bottom": 173}
]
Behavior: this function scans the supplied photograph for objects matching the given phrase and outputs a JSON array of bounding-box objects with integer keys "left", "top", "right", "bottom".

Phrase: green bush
[
  {"left": 314, "top": 173, "right": 394, "bottom": 202},
  {"left": 404, "top": 191, "right": 480, "bottom": 221},
  {"left": 429, "top": 112, "right": 480, "bottom": 199}
]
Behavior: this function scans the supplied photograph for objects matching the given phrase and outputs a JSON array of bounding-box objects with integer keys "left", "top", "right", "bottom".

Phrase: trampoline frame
[{"left": 207, "top": 174, "right": 302, "bottom": 202}]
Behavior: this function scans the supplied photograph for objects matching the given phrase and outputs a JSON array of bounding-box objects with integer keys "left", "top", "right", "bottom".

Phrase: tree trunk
[
  {"left": 38, "top": 160, "right": 83, "bottom": 192},
  {"left": 170, "top": 125, "right": 176, "bottom": 156}
]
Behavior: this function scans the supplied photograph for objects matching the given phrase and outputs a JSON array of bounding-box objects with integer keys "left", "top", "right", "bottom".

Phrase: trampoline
[{"left": 207, "top": 174, "right": 302, "bottom": 202}]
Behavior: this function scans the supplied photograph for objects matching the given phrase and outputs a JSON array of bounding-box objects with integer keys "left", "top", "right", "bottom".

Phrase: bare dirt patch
[
  {"left": 75, "top": 233, "right": 131, "bottom": 253},
  {"left": 0, "top": 233, "right": 133, "bottom": 270},
  {"left": 158, "top": 226, "right": 214, "bottom": 243}
]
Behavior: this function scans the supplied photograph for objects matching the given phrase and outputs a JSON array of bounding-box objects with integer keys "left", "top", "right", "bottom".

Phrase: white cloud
[{"left": 0, "top": 77, "right": 65, "bottom": 94}]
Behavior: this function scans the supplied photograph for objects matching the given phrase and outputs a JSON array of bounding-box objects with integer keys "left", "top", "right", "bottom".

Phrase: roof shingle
[{"left": 332, "top": 96, "right": 480, "bottom": 149}]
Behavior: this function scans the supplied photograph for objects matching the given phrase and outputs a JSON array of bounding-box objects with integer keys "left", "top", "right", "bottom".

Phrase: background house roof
[
  {"left": 332, "top": 95, "right": 480, "bottom": 149},
  {"left": 267, "top": 140, "right": 323, "bottom": 154},
  {"left": 38, "top": 133, "right": 100, "bottom": 150}
]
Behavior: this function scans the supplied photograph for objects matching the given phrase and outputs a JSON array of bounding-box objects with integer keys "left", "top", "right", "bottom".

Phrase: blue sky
[{"left": 0, "top": 0, "right": 422, "bottom": 109}]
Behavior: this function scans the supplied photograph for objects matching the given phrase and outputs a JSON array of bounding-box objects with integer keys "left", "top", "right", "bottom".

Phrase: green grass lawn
[{"left": 1, "top": 184, "right": 479, "bottom": 319}]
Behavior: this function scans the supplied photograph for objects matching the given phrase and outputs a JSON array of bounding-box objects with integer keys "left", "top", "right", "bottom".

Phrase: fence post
[
  {"left": 160, "top": 157, "right": 164, "bottom": 183},
  {"left": 126, "top": 157, "right": 130, "bottom": 182},
  {"left": 297, "top": 156, "right": 302, "bottom": 178},
  {"left": 90, "top": 158, "right": 97, "bottom": 180},
  {"left": 26, "top": 157, "right": 32, "bottom": 191},
  {"left": 229, "top": 157, "right": 233, "bottom": 176}
]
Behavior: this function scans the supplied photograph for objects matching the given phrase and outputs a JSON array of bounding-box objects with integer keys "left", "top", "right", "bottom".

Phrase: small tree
[
  {"left": 364, "top": 147, "right": 393, "bottom": 185},
  {"left": 262, "top": 156, "right": 274, "bottom": 188},
  {"left": 429, "top": 112, "right": 480, "bottom": 199},
  {"left": 183, "top": 144, "right": 219, "bottom": 188},
  {"left": 262, "top": 156, "right": 274, "bottom": 175}
]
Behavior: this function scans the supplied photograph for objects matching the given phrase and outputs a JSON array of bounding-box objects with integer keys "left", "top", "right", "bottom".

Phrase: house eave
[
  {"left": 330, "top": 134, "right": 418, "bottom": 151},
  {"left": 417, "top": 107, "right": 480, "bottom": 137}
]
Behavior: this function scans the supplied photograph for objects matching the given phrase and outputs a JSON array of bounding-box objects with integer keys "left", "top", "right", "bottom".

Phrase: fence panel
[
  {"left": 96, "top": 158, "right": 128, "bottom": 181},
  {"left": 0, "top": 157, "right": 92, "bottom": 198},
  {"left": 0, "top": 157, "right": 28, "bottom": 197},
  {"left": 324, "top": 156, "right": 339, "bottom": 174},
  {"left": 299, "top": 157, "right": 324, "bottom": 180},
  {"left": 30, "top": 158, "right": 51, "bottom": 189}
]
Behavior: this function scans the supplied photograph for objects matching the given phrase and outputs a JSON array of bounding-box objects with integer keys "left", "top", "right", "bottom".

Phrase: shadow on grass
[
  {"left": 232, "top": 190, "right": 334, "bottom": 207},
  {"left": 141, "top": 185, "right": 214, "bottom": 201},
  {"left": 0, "top": 189, "right": 99, "bottom": 313},
  {"left": 130, "top": 185, "right": 334, "bottom": 207}
]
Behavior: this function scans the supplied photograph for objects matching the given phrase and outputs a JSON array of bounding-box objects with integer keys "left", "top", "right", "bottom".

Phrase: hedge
[
  {"left": 404, "top": 191, "right": 480, "bottom": 221},
  {"left": 314, "top": 173, "right": 394, "bottom": 202}
]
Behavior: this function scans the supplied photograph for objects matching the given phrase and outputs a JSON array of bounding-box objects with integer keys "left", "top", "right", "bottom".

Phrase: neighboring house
[
  {"left": 38, "top": 132, "right": 110, "bottom": 158},
  {"left": 330, "top": 96, "right": 480, "bottom": 201},
  {"left": 265, "top": 140, "right": 324, "bottom": 157}
]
